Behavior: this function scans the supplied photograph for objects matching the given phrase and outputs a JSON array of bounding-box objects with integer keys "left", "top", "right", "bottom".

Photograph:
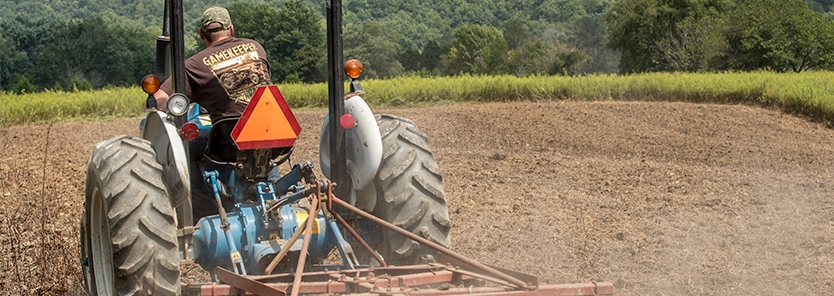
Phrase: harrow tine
[
  {"left": 326, "top": 189, "right": 535, "bottom": 290},
  {"left": 216, "top": 267, "right": 287, "bottom": 295},
  {"left": 290, "top": 184, "right": 321, "bottom": 296},
  {"left": 209, "top": 265, "right": 613, "bottom": 296},
  {"left": 326, "top": 183, "right": 388, "bottom": 267},
  {"left": 264, "top": 215, "right": 308, "bottom": 275}
]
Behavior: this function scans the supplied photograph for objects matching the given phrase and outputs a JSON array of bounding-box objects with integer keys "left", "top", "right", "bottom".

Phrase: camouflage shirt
[{"left": 161, "top": 37, "right": 271, "bottom": 122}]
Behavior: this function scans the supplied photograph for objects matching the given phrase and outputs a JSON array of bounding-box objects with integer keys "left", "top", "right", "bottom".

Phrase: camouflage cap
[{"left": 201, "top": 6, "right": 232, "bottom": 32}]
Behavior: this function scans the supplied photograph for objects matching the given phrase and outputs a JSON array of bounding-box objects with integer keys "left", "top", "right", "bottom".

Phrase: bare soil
[{"left": 1, "top": 100, "right": 833, "bottom": 295}]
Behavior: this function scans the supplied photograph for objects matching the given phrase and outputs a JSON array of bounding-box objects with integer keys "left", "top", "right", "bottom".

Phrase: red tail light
[
  {"left": 180, "top": 122, "right": 200, "bottom": 141},
  {"left": 340, "top": 113, "right": 355, "bottom": 129}
]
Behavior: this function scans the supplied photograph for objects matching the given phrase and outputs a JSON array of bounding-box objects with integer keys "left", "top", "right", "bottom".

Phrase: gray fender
[
  {"left": 320, "top": 95, "right": 383, "bottom": 210},
  {"left": 140, "top": 111, "right": 191, "bottom": 208}
]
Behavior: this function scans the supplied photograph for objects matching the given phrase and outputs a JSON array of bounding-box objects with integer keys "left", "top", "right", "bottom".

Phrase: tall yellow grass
[{"left": 2, "top": 71, "right": 833, "bottom": 127}]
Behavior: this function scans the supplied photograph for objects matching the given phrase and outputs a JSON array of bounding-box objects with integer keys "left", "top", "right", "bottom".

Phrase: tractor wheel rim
[{"left": 90, "top": 187, "right": 115, "bottom": 295}]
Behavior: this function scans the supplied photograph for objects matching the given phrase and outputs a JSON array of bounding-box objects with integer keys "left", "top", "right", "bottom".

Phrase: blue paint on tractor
[
  {"left": 191, "top": 200, "right": 332, "bottom": 273},
  {"left": 185, "top": 149, "right": 362, "bottom": 275},
  {"left": 186, "top": 104, "right": 212, "bottom": 131},
  {"left": 169, "top": 102, "right": 371, "bottom": 277}
]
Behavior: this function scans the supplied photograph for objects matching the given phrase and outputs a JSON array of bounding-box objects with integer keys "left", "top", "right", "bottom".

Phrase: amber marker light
[
  {"left": 141, "top": 75, "right": 161, "bottom": 94},
  {"left": 345, "top": 59, "right": 363, "bottom": 79}
]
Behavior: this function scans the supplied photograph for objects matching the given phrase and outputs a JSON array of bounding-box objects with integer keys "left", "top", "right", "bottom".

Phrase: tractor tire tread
[
  {"left": 374, "top": 115, "right": 451, "bottom": 265},
  {"left": 83, "top": 135, "right": 180, "bottom": 296}
]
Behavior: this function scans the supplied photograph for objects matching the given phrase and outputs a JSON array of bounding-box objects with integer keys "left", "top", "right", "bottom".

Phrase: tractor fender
[
  {"left": 319, "top": 95, "right": 382, "bottom": 206},
  {"left": 140, "top": 111, "right": 191, "bottom": 207}
]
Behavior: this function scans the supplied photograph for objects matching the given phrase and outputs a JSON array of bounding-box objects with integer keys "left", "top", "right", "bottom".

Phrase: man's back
[
  {"left": 164, "top": 37, "right": 270, "bottom": 122},
  {"left": 156, "top": 6, "right": 270, "bottom": 122}
]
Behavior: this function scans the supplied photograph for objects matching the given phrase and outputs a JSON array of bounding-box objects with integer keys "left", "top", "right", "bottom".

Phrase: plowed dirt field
[{"left": 1, "top": 101, "right": 832, "bottom": 295}]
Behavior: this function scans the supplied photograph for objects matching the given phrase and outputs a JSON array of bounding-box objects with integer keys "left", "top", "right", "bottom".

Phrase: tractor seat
[{"left": 203, "top": 117, "right": 293, "bottom": 167}]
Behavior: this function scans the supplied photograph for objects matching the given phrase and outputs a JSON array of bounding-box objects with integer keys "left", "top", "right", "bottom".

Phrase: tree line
[
  {"left": 0, "top": 13, "right": 159, "bottom": 93},
  {"left": 1, "top": 0, "right": 833, "bottom": 94},
  {"left": 608, "top": 0, "right": 834, "bottom": 73}
]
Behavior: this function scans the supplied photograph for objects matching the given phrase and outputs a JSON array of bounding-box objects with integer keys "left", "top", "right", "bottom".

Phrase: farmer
[
  {"left": 153, "top": 6, "right": 272, "bottom": 219},
  {"left": 153, "top": 6, "right": 271, "bottom": 122}
]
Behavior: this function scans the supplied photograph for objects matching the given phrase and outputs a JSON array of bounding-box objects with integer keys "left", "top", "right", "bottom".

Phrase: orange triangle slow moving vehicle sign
[{"left": 231, "top": 85, "right": 302, "bottom": 150}]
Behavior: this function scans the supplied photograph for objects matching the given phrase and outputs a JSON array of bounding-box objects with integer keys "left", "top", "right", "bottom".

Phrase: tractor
[{"left": 78, "top": 0, "right": 614, "bottom": 295}]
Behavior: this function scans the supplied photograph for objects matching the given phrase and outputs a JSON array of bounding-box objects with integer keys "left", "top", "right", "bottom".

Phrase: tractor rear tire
[
  {"left": 373, "top": 114, "right": 451, "bottom": 265},
  {"left": 81, "top": 135, "right": 181, "bottom": 295}
]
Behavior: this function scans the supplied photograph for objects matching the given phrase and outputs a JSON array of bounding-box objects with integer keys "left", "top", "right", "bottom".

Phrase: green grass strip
[{"left": 1, "top": 71, "right": 833, "bottom": 127}]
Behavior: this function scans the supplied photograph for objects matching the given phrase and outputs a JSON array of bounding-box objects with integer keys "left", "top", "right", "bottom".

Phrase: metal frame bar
[
  {"left": 204, "top": 265, "right": 613, "bottom": 296},
  {"left": 167, "top": 0, "right": 193, "bottom": 229},
  {"left": 326, "top": 184, "right": 388, "bottom": 266},
  {"left": 200, "top": 182, "right": 614, "bottom": 296},
  {"left": 327, "top": 193, "right": 533, "bottom": 290},
  {"left": 326, "top": 0, "right": 348, "bottom": 199}
]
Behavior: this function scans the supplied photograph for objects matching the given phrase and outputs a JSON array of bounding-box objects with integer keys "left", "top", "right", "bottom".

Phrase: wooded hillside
[{"left": 1, "top": 0, "right": 832, "bottom": 93}]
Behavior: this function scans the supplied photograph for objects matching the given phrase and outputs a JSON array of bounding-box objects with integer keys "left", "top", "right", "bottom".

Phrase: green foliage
[
  {"left": 555, "top": 47, "right": 593, "bottom": 75},
  {"left": 535, "top": 0, "right": 588, "bottom": 23},
  {"left": 722, "top": 0, "right": 834, "bottom": 72},
  {"left": 70, "top": 76, "right": 93, "bottom": 92},
  {"left": 571, "top": 14, "right": 619, "bottom": 73},
  {"left": 420, "top": 41, "right": 447, "bottom": 73},
  {"left": 42, "top": 15, "right": 157, "bottom": 88},
  {"left": 7, "top": 75, "right": 39, "bottom": 94},
  {"left": 400, "top": 47, "right": 422, "bottom": 72},
  {"left": 503, "top": 20, "right": 531, "bottom": 50},
  {"left": 1, "top": 14, "right": 158, "bottom": 92},
  {"left": 605, "top": 0, "right": 731, "bottom": 73},
  {"left": 449, "top": 25, "right": 506, "bottom": 75},
  {"left": 480, "top": 35, "right": 510, "bottom": 75},
  {"left": 228, "top": 0, "right": 325, "bottom": 83},
  {"left": 377, "top": 11, "right": 447, "bottom": 51},
  {"left": 8, "top": 0, "right": 834, "bottom": 86},
  {"left": 506, "top": 39, "right": 550, "bottom": 76},
  {"left": 340, "top": 0, "right": 616, "bottom": 56},
  {"left": 344, "top": 21, "right": 404, "bottom": 78},
  {"left": 0, "top": 34, "right": 29, "bottom": 90},
  {"left": 3, "top": 0, "right": 624, "bottom": 89},
  {"left": 606, "top": 0, "right": 834, "bottom": 73},
  {"left": 0, "top": 87, "right": 146, "bottom": 127},
  {"left": 806, "top": 0, "right": 834, "bottom": 12},
  {"left": 5, "top": 72, "right": 834, "bottom": 127},
  {"left": 1, "top": 16, "right": 59, "bottom": 88},
  {"left": 503, "top": 27, "right": 592, "bottom": 77}
]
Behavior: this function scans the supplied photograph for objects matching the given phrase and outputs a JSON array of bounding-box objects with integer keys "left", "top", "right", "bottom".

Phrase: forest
[{"left": 0, "top": 0, "right": 833, "bottom": 93}]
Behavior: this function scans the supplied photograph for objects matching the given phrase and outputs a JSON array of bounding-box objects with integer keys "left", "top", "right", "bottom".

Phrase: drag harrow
[
  {"left": 184, "top": 181, "right": 613, "bottom": 296},
  {"left": 82, "top": 1, "right": 617, "bottom": 294}
]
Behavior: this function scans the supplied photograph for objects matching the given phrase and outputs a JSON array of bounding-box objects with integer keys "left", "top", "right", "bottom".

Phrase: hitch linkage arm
[
  {"left": 266, "top": 162, "right": 332, "bottom": 212},
  {"left": 206, "top": 171, "right": 247, "bottom": 275}
]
